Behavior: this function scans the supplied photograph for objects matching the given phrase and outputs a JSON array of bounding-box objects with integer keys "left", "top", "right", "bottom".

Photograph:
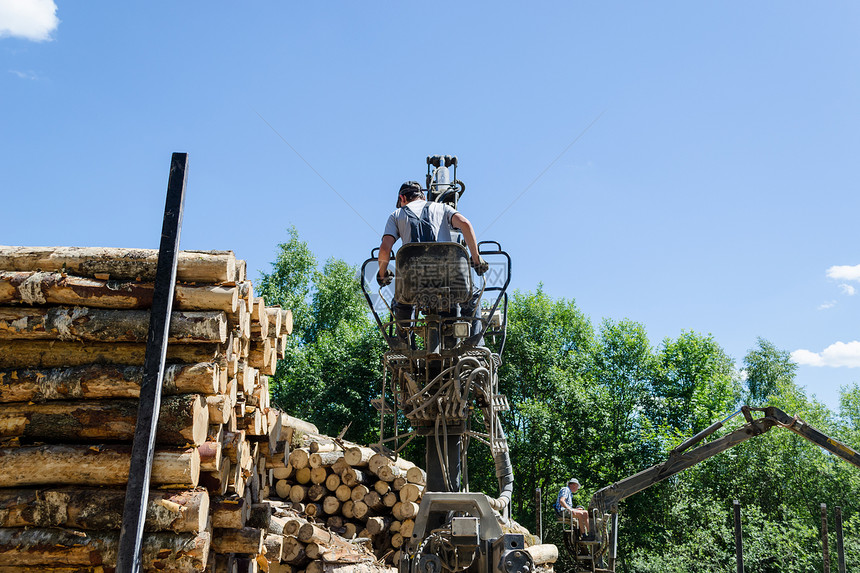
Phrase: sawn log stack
[
  {"left": 0, "top": 246, "right": 383, "bottom": 573},
  {"left": 0, "top": 246, "right": 553, "bottom": 573}
]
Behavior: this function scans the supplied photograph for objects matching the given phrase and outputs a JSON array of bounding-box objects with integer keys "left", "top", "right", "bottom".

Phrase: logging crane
[
  {"left": 562, "top": 405, "right": 860, "bottom": 572},
  {"left": 361, "top": 156, "right": 539, "bottom": 573}
]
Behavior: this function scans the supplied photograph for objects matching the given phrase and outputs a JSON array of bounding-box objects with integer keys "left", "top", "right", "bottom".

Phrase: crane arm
[{"left": 588, "top": 406, "right": 860, "bottom": 517}]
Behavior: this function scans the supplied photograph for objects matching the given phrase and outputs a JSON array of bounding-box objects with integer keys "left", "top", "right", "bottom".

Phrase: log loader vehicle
[
  {"left": 361, "top": 155, "right": 537, "bottom": 573},
  {"left": 563, "top": 405, "right": 860, "bottom": 572}
]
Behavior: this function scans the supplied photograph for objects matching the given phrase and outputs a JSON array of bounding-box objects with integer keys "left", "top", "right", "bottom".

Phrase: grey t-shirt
[{"left": 383, "top": 200, "right": 459, "bottom": 243}]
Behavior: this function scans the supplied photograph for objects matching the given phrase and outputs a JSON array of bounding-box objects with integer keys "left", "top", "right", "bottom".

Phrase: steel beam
[{"left": 116, "top": 153, "right": 188, "bottom": 572}]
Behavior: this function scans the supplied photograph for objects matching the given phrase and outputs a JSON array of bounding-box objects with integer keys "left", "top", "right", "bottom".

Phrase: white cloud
[
  {"left": 9, "top": 69, "right": 38, "bottom": 80},
  {"left": 827, "top": 264, "right": 860, "bottom": 283},
  {"left": 0, "top": 0, "right": 58, "bottom": 42},
  {"left": 791, "top": 341, "right": 860, "bottom": 368},
  {"left": 839, "top": 283, "right": 856, "bottom": 296},
  {"left": 817, "top": 300, "right": 837, "bottom": 310}
]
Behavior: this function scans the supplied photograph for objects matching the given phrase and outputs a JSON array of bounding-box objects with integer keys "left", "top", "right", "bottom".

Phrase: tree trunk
[
  {"left": 210, "top": 494, "right": 251, "bottom": 529},
  {"left": 0, "top": 362, "right": 220, "bottom": 403},
  {"left": 310, "top": 467, "right": 328, "bottom": 485},
  {"left": 199, "top": 441, "right": 222, "bottom": 473},
  {"left": 525, "top": 543, "right": 559, "bottom": 564},
  {"left": 266, "top": 307, "right": 282, "bottom": 338},
  {"left": 0, "top": 271, "right": 238, "bottom": 312},
  {"left": 405, "top": 466, "right": 426, "bottom": 485},
  {"left": 344, "top": 446, "right": 375, "bottom": 467},
  {"left": 0, "top": 394, "right": 208, "bottom": 445},
  {"left": 0, "top": 527, "right": 210, "bottom": 570},
  {"left": 0, "top": 246, "right": 236, "bottom": 283},
  {"left": 309, "top": 451, "right": 343, "bottom": 469},
  {"left": 0, "top": 340, "right": 226, "bottom": 369},
  {"left": 0, "top": 487, "right": 208, "bottom": 532},
  {"left": 325, "top": 472, "right": 341, "bottom": 492},
  {"left": 342, "top": 467, "right": 372, "bottom": 487},
  {"left": 289, "top": 448, "right": 310, "bottom": 470},
  {"left": 211, "top": 527, "right": 264, "bottom": 554},
  {"left": 281, "top": 536, "right": 308, "bottom": 565},
  {"left": 263, "top": 534, "right": 284, "bottom": 562},
  {"left": 322, "top": 496, "right": 341, "bottom": 515},
  {"left": 365, "top": 516, "right": 394, "bottom": 536},
  {"left": 398, "top": 484, "right": 423, "bottom": 504},
  {"left": 297, "top": 522, "right": 333, "bottom": 545},
  {"left": 0, "top": 445, "right": 200, "bottom": 487},
  {"left": 307, "top": 484, "right": 326, "bottom": 503},
  {"left": 0, "top": 307, "right": 227, "bottom": 343},
  {"left": 281, "top": 414, "right": 317, "bottom": 436}
]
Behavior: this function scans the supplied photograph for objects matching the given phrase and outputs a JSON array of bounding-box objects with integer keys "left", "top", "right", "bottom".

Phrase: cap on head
[
  {"left": 397, "top": 181, "right": 424, "bottom": 207},
  {"left": 568, "top": 478, "right": 580, "bottom": 486}
]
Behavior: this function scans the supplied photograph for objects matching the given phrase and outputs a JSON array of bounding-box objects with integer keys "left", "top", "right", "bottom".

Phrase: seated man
[
  {"left": 377, "top": 181, "right": 487, "bottom": 347},
  {"left": 554, "top": 478, "right": 590, "bottom": 537}
]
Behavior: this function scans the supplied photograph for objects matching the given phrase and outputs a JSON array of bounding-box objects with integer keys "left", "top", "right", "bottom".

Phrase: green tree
[
  {"left": 652, "top": 331, "right": 741, "bottom": 436},
  {"left": 743, "top": 337, "right": 798, "bottom": 405},
  {"left": 257, "top": 229, "right": 386, "bottom": 444}
]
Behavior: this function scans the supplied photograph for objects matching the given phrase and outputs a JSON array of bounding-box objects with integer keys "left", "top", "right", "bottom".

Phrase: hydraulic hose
[{"left": 488, "top": 420, "right": 514, "bottom": 514}]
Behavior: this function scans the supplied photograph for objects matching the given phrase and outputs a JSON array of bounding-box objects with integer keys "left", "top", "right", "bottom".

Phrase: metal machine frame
[
  {"left": 359, "top": 156, "right": 533, "bottom": 573},
  {"left": 564, "top": 405, "right": 860, "bottom": 572}
]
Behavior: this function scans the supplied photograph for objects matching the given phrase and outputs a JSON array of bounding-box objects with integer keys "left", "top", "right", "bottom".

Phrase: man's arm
[
  {"left": 450, "top": 213, "right": 481, "bottom": 264},
  {"left": 378, "top": 235, "right": 396, "bottom": 280}
]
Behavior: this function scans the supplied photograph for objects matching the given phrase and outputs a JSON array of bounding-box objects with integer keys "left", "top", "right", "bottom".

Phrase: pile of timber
[
  {"left": 0, "top": 246, "right": 305, "bottom": 572},
  {"left": 267, "top": 438, "right": 427, "bottom": 566}
]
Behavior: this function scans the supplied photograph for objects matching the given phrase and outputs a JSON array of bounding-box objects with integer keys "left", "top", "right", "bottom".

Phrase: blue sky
[{"left": 2, "top": 2, "right": 859, "bottom": 411}]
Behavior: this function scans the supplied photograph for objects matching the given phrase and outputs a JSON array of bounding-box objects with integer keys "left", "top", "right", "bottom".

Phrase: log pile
[
  {"left": 266, "top": 439, "right": 426, "bottom": 567},
  {"left": 0, "top": 246, "right": 550, "bottom": 572},
  {"left": 0, "top": 246, "right": 305, "bottom": 572}
]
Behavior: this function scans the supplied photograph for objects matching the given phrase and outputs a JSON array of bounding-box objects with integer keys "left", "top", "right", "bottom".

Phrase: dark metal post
[
  {"left": 821, "top": 503, "right": 830, "bottom": 573},
  {"left": 733, "top": 500, "right": 744, "bottom": 573},
  {"left": 608, "top": 511, "right": 619, "bottom": 572},
  {"left": 116, "top": 153, "right": 188, "bottom": 572},
  {"left": 535, "top": 487, "right": 542, "bottom": 543},
  {"left": 835, "top": 506, "right": 845, "bottom": 573}
]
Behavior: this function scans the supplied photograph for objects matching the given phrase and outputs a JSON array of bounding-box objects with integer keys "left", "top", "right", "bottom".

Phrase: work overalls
[{"left": 391, "top": 203, "right": 481, "bottom": 348}]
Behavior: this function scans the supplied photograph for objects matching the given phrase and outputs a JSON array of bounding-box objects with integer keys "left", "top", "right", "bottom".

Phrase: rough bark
[
  {"left": 0, "top": 271, "right": 238, "bottom": 312},
  {"left": 0, "top": 307, "right": 227, "bottom": 343},
  {"left": 0, "top": 246, "right": 236, "bottom": 283},
  {"left": 0, "top": 527, "right": 210, "bottom": 570},
  {"left": 0, "top": 362, "right": 220, "bottom": 403},
  {"left": 0, "top": 394, "right": 208, "bottom": 445},
  {"left": 211, "top": 527, "right": 263, "bottom": 554},
  {"left": 0, "top": 340, "right": 226, "bottom": 369},
  {"left": 0, "top": 487, "right": 208, "bottom": 532},
  {"left": 0, "top": 445, "right": 200, "bottom": 487}
]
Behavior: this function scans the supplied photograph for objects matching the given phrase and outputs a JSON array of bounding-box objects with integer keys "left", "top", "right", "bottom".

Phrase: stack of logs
[
  {"left": 0, "top": 246, "right": 319, "bottom": 572},
  {"left": 268, "top": 439, "right": 427, "bottom": 568},
  {"left": 0, "top": 246, "right": 553, "bottom": 572}
]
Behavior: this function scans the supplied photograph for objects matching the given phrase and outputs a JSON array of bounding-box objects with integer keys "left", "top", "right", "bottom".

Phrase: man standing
[
  {"left": 554, "top": 478, "right": 591, "bottom": 537},
  {"left": 377, "top": 181, "right": 487, "bottom": 345}
]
